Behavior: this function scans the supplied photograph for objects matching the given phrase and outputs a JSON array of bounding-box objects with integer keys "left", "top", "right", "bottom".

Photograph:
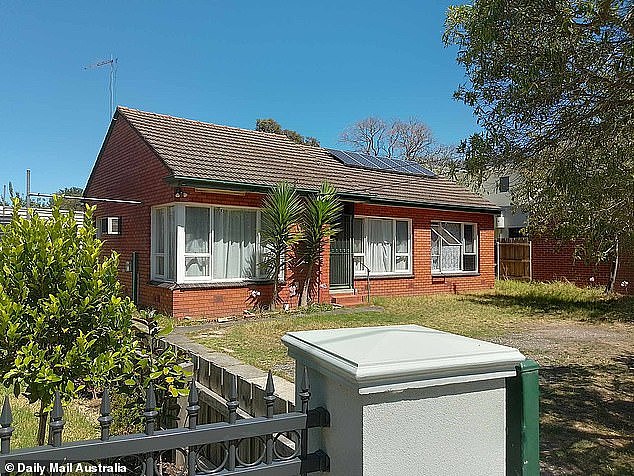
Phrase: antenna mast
[{"left": 84, "top": 54, "right": 118, "bottom": 117}]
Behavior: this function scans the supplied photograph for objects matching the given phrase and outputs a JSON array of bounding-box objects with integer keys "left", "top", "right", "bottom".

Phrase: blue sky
[{"left": 0, "top": 1, "right": 477, "bottom": 197}]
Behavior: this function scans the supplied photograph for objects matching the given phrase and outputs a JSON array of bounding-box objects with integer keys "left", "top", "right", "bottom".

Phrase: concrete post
[{"left": 282, "top": 325, "right": 527, "bottom": 476}]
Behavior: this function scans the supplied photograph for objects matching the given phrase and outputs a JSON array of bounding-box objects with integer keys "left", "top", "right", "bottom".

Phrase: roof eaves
[{"left": 169, "top": 175, "right": 501, "bottom": 214}]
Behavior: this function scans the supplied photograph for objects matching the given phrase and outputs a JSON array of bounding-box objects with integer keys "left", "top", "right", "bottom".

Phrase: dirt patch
[
  {"left": 494, "top": 321, "right": 634, "bottom": 475},
  {"left": 493, "top": 320, "right": 634, "bottom": 367}
]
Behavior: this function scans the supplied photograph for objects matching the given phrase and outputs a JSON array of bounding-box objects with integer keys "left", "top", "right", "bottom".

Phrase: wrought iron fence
[{"left": 0, "top": 368, "right": 329, "bottom": 476}]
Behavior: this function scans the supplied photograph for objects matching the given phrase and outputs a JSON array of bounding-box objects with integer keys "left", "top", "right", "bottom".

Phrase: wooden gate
[{"left": 497, "top": 238, "right": 532, "bottom": 281}]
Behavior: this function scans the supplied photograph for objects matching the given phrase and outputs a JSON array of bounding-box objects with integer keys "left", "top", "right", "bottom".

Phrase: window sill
[
  {"left": 431, "top": 272, "right": 480, "bottom": 278},
  {"left": 149, "top": 279, "right": 275, "bottom": 290},
  {"left": 354, "top": 273, "right": 414, "bottom": 280}
]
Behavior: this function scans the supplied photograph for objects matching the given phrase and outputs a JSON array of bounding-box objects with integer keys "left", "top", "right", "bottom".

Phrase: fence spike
[
  {"left": 49, "top": 391, "right": 65, "bottom": 447},
  {"left": 51, "top": 391, "right": 64, "bottom": 420},
  {"left": 145, "top": 382, "right": 157, "bottom": 411},
  {"left": 301, "top": 366, "right": 310, "bottom": 393},
  {"left": 0, "top": 396, "right": 13, "bottom": 456},
  {"left": 226, "top": 375, "right": 238, "bottom": 425},
  {"left": 100, "top": 387, "right": 111, "bottom": 415},
  {"left": 0, "top": 397, "right": 12, "bottom": 427},
  {"left": 98, "top": 388, "right": 113, "bottom": 441},
  {"left": 264, "top": 370, "right": 275, "bottom": 419},
  {"left": 187, "top": 378, "right": 200, "bottom": 430},
  {"left": 265, "top": 370, "right": 275, "bottom": 395},
  {"left": 143, "top": 383, "right": 159, "bottom": 436},
  {"left": 299, "top": 367, "right": 311, "bottom": 415},
  {"left": 226, "top": 375, "right": 239, "bottom": 471}
]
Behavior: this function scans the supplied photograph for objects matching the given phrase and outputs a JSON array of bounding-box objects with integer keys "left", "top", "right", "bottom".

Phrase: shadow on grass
[
  {"left": 463, "top": 292, "right": 634, "bottom": 323},
  {"left": 539, "top": 357, "right": 634, "bottom": 475}
]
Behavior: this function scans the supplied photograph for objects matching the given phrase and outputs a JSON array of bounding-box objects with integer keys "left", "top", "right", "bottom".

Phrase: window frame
[
  {"left": 98, "top": 217, "right": 120, "bottom": 236},
  {"left": 353, "top": 215, "right": 413, "bottom": 277},
  {"left": 431, "top": 221, "right": 479, "bottom": 275}
]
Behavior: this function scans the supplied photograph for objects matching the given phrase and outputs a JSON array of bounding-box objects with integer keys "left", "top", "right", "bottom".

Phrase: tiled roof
[{"left": 117, "top": 106, "right": 499, "bottom": 212}]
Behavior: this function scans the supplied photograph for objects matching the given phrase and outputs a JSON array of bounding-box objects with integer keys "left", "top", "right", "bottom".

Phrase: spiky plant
[
  {"left": 297, "top": 182, "right": 342, "bottom": 306},
  {"left": 260, "top": 182, "right": 303, "bottom": 310}
]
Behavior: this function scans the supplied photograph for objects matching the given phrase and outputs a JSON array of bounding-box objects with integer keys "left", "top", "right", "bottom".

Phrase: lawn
[{"left": 192, "top": 280, "right": 634, "bottom": 475}]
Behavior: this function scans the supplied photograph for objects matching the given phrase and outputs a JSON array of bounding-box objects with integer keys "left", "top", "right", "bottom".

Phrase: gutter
[{"left": 167, "top": 175, "right": 502, "bottom": 215}]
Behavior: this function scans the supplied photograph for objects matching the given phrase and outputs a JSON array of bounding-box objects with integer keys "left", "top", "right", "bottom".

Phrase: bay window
[
  {"left": 431, "top": 222, "right": 478, "bottom": 274},
  {"left": 353, "top": 217, "right": 412, "bottom": 275},
  {"left": 152, "top": 204, "right": 263, "bottom": 283}
]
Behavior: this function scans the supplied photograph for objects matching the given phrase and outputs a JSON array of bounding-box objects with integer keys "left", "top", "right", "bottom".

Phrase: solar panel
[{"left": 327, "top": 149, "right": 436, "bottom": 177}]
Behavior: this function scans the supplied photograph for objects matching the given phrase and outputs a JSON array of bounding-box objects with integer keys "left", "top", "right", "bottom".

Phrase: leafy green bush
[{"left": 0, "top": 198, "right": 189, "bottom": 444}]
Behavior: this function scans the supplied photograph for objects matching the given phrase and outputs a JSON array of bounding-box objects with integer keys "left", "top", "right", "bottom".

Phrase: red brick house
[{"left": 85, "top": 107, "right": 501, "bottom": 318}]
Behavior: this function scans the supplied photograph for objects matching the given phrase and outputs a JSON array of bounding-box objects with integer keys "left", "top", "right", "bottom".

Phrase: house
[
  {"left": 85, "top": 107, "right": 501, "bottom": 318},
  {"left": 478, "top": 172, "right": 526, "bottom": 239}
]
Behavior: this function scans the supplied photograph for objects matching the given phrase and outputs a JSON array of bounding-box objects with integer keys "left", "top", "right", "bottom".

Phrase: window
[
  {"left": 98, "top": 217, "right": 120, "bottom": 235},
  {"left": 353, "top": 217, "right": 412, "bottom": 275},
  {"left": 152, "top": 204, "right": 263, "bottom": 283},
  {"left": 152, "top": 206, "right": 175, "bottom": 280},
  {"left": 431, "top": 222, "right": 478, "bottom": 274},
  {"left": 499, "top": 176, "right": 510, "bottom": 193}
]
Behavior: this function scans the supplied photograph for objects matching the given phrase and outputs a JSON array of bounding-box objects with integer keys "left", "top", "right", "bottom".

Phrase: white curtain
[
  {"left": 213, "top": 209, "right": 256, "bottom": 279},
  {"left": 367, "top": 219, "right": 392, "bottom": 273},
  {"left": 441, "top": 245, "right": 462, "bottom": 271}
]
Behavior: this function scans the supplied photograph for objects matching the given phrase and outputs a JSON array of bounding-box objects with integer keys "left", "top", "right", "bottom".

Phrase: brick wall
[
  {"left": 85, "top": 115, "right": 174, "bottom": 312},
  {"left": 532, "top": 238, "right": 634, "bottom": 294},
  {"left": 352, "top": 203, "right": 496, "bottom": 298}
]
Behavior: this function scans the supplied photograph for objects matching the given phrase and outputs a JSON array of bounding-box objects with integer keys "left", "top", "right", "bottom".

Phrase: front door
[{"left": 329, "top": 213, "right": 353, "bottom": 290}]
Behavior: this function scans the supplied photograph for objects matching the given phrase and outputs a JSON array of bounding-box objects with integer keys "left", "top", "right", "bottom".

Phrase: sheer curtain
[
  {"left": 440, "top": 223, "right": 462, "bottom": 272},
  {"left": 366, "top": 218, "right": 392, "bottom": 273},
  {"left": 185, "top": 207, "right": 210, "bottom": 277},
  {"left": 213, "top": 209, "right": 257, "bottom": 279}
]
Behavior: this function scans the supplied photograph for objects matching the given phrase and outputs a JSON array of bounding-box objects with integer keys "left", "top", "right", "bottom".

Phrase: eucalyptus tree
[
  {"left": 444, "top": 0, "right": 634, "bottom": 291},
  {"left": 260, "top": 182, "right": 303, "bottom": 310}
]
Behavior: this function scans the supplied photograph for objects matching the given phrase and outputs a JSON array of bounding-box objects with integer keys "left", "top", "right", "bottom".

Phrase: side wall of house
[
  {"left": 352, "top": 203, "right": 495, "bottom": 297},
  {"left": 84, "top": 116, "right": 175, "bottom": 314},
  {"left": 532, "top": 239, "right": 634, "bottom": 294}
]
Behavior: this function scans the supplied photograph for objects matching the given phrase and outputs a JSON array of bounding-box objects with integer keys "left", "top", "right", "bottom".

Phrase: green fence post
[{"left": 506, "top": 359, "right": 539, "bottom": 476}]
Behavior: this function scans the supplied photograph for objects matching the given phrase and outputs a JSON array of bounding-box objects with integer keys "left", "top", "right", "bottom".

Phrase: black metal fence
[{"left": 0, "top": 368, "right": 330, "bottom": 476}]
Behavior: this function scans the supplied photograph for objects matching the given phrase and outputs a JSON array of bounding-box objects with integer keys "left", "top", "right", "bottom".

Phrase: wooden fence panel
[{"left": 497, "top": 239, "right": 532, "bottom": 281}]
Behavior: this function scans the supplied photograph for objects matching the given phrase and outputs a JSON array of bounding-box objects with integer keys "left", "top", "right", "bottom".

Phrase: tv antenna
[{"left": 84, "top": 54, "right": 118, "bottom": 118}]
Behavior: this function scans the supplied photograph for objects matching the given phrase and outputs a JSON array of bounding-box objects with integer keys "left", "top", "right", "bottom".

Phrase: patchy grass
[
  {"left": 193, "top": 280, "right": 632, "bottom": 379},
  {"left": 0, "top": 389, "right": 99, "bottom": 449},
  {"left": 191, "top": 280, "right": 634, "bottom": 475}
]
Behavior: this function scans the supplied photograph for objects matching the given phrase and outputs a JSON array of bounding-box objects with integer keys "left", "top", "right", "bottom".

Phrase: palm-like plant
[
  {"left": 260, "top": 182, "right": 303, "bottom": 310},
  {"left": 297, "top": 181, "right": 342, "bottom": 306}
]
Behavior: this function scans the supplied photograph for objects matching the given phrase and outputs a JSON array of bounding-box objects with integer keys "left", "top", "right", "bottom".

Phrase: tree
[
  {"left": 0, "top": 198, "right": 188, "bottom": 444},
  {"left": 256, "top": 118, "right": 321, "bottom": 146},
  {"left": 260, "top": 182, "right": 302, "bottom": 310},
  {"left": 295, "top": 182, "right": 342, "bottom": 306},
  {"left": 0, "top": 198, "right": 134, "bottom": 444},
  {"left": 340, "top": 116, "right": 464, "bottom": 177},
  {"left": 49, "top": 187, "right": 84, "bottom": 210},
  {"left": 444, "top": 0, "right": 634, "bottom": 291}
]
